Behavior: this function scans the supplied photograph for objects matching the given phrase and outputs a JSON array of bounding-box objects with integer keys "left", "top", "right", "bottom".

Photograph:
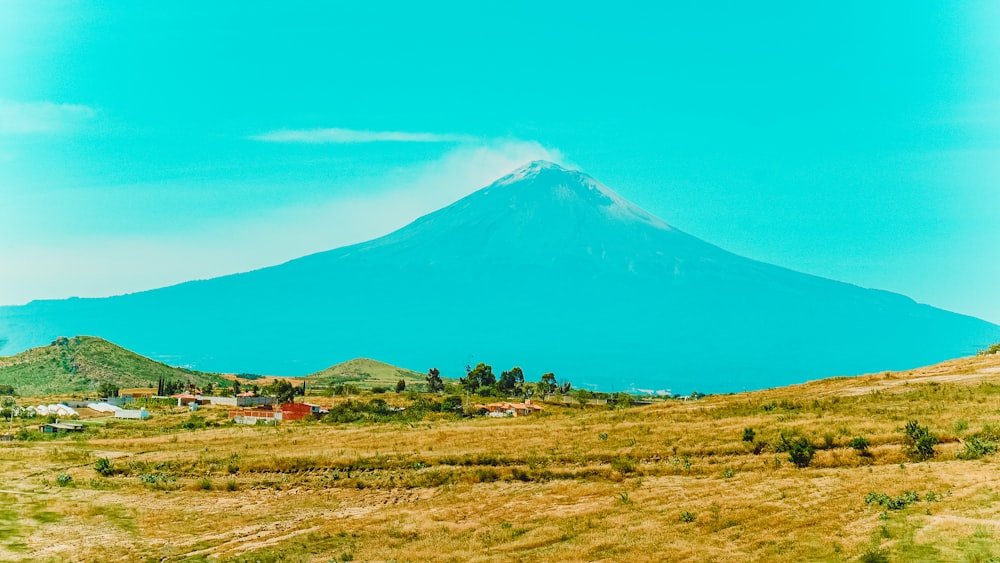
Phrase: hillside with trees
[{"left": 0, "top": 336, "right": 228, "bottom": 396}]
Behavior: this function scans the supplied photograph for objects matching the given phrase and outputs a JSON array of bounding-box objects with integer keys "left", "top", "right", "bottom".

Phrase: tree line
[{"left": 424, "top": 363, "right": 571, "bottom": 398}]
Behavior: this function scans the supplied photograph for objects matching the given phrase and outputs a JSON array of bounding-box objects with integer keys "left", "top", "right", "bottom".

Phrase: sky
[{"left": 1, "top": 1, "right": 998, "bottom": 323}]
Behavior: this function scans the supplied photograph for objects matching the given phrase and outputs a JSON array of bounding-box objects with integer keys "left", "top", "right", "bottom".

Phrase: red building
[{"left": 278, "top": 402, "right": 312, "bottom": 421}]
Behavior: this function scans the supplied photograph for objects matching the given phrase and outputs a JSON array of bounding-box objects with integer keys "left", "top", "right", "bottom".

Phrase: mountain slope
[
  {"left": 1, "top": 161, "right": 998, "bottom": 392},
  {"left": 0, "top": 336, "right": 229, "bottom": 396}
]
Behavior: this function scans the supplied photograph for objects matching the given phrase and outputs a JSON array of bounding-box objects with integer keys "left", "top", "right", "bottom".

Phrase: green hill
[
  {"left": 305, "top": 358, "right": 427, "bottom": 390},
  {"left": 0, "top": 335, "right": 228, "bottom": 396}
]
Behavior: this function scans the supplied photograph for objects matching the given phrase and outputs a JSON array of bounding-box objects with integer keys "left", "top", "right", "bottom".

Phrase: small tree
[
  {"left": 461, "top": 363, "right": 495, "bottom": 394},
  {"left": 498, "top": 367, "right": 525, "bottom": 396},
  {"left": 787, "top": 437, "right": 815, "bottom": 468},
  {"left": 395, "top": 379, "right": 406, "bottom": 393},
  {"left": 903, "top": 420, "right": 938, "bottom": 460},
  {"left": 537, "top": 373, "right": 557, "bottom": 395},
  {"left": 264, "top": 380, "right": 297, "bottom": 403},
  {"left": 98, "top": 381, "right": 119, "bottom": 399},
  {"left": 94, "top": 457, "right": 114, "bottom": 477},
  {"left": 426, "top": 368, "right": 444, "bottom": 393},
  {"left": 742, "top": 427, "right": 756, "bottom": 443}
]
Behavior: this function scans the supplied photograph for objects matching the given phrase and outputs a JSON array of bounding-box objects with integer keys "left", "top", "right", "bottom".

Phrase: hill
[
  {"left": 0, "top": 335, "right": 228, "bottom": 396},
  {"left": 1, "top": 161, "right": 998, "bottom": 392},
  {"left": 305, "top": 358, "right": 428, "bottom": 390}
]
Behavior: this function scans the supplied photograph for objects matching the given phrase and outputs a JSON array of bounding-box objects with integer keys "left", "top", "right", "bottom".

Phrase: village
[{"left": 4, "top": 381, "right": 557, "bottom": 439}]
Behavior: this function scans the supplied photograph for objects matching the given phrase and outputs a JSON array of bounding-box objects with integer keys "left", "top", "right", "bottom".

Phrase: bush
[
  {"left": 787, "top": 437, "right": 815, "bottom": 468},
  {"left": 94, "top": 457, "right": 114, "bottom": 476},
  {"left": 180, "top": 415, "right": 207, "bottom": 430},
  {"left": 56, "top": 473, "right": 73, "bottom": 486},
  {"left": 680, "top": 511, "right": 696, "bottom": 522},
  {"left": 849, "top": 437, "right": 870, "bottom": 453},
  {"left": 859, "top": 546, "right": 890, "bottom": 563},
  {"left": 903, "top": 421, "right": 938, "bottom": 460},
  {"left": 610, "top": 456, "right": 637, "bottom": 475},
  {"left": 978, "top": 343, "right": 1000, "bottom": 356},
  {"left": 864, "top": 490, "right": 920, "bottom": 510},
  {"left": 742, "top": 427, "right": 755, "bottom": 443},
  {"left": 957, "top": 436, "right": 998, "bottom": 460}
]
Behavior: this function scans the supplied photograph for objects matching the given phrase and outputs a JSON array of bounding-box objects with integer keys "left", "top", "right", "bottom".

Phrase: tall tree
[
  {"left": 462, "top": 363, "right": 495, "bottom": 394},
  {"left": 498, "top": 367, "right": 525, "bottom": 395},
  {"left": 426, "top": 368, "right": 444, "bottom": 393},
  {"left": 537, "top": 372, "right": 557, "bottom": 395}
]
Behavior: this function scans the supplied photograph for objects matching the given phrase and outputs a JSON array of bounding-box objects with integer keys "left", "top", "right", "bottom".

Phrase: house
[
  {"left": 114, "top": 408, "right": 150, "bottom": 420},
  {"left": 475, "top": 400, "right": 544, "bottom": 417},
  {"left": 229, "top": 407, "right": 278, "bottom": 425},
  {"left": 228, "top": 402, "right": 315, "bottom": 424},
  {"left": 172, "top": 393, "right": 199, "bottom": 406},
  {"left": 119, "top": 388, "right": 157, "bottom": 400},
  {"left": 278, "top": 402, "right": 313, "bottom": 421},
  {"left": 39, "top": 422, "right": 85, "bottom": 433},
  {"left": 302, "top": 403, "right": 329, "bottom": 416}
]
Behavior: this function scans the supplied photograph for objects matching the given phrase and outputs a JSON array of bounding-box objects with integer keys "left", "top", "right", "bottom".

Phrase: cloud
[
  {"left": 250, "top": 127, "right": 478, "bottom": 144},
  {"left": 0, "top": 99, "right": 97, "bottom": 134}
]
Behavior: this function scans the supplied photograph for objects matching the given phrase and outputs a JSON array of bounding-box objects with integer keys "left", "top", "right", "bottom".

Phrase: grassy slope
[
  {"left": 305, "top": 357, "right": 428, "bottom": 390},
  {"left": 0, "top": 336, "right": 228, "bottom": 396},
  {"left": 4, "top": 352, "right": 1000, "bottom": 561}
]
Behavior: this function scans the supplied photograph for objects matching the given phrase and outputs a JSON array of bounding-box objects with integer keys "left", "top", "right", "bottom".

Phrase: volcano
[{"left": 2, "top": 161, "right": 998, "bottom": 392}]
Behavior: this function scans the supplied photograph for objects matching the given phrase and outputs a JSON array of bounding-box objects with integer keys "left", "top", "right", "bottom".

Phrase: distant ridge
[
  {"left": 1, "top": 161, "right": 998, "bottom": 393},
  {"left": 306, "top": 358, "right": 427, "bottom": 390}
]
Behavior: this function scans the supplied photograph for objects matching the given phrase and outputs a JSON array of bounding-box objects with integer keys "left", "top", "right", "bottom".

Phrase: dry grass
[{"left": 3, "top": 353, "right": 1000, "bottom": 561}]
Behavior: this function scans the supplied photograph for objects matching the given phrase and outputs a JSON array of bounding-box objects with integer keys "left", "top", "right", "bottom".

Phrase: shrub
[
  {"left": 860, "top": 546, "right": 890, "bottom": 563},
  {"left": 903, "top": 420, "right": 938, "bottom": 460},
  {"left": 978, "top": 343, "right": 1000, "bottom": 356},
  {"left": 954, "top": 419, "right": 969, "bottom": 433},
  {"left": 180, "top": 415, "right": 207, "bottom": 430},
  {"left": 849, "top": 437, "right": 870, "bottom": 453},
  {"left": 957, "top": 436, "right": 997, "bottom": 460},
  {"left": 680, "top": 511, "right": 696, "bottom": 522},
  {"left": 610, "top": 456, "right": 637, "bottom": 475},
  {"left": 94, "top": 457, "right": 114, "bottom": 477},
  {"left": 787, "top": 437, "right": 815, "bottom": 468},
  {"left": 198, "top": 478, "right": 213, "bottom": 491},
  {"left": 742, "top": 427, "right": 755, "bottom": 443},
  {"left": 864, "top": 490, "right": 920, "bottom": 510},
  {"left": 56, "top": 473, "right": 73, "bottom": 486}
]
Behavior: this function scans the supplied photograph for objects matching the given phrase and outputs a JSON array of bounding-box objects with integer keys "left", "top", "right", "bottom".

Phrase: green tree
[
  {"left": 787, "top": 437, "right": 815, "bottom": 468},
  {"left": 395, "top": 379, "right": 406, "bottom": 393},
  {"left": 498, "top": 367, "right": 525, "bottom": 395},
  {"left": 442, "top": 395, "right": 463, "bottom": 412},
  {"left": 426, "top": 368, "right": 444, "bottom": 393},
  {"left": 742, "top": 427, "right": 756, "bottom": 443},
  {"left": 264, "top": 380, "right": 297, "bottom": 403},
  {"left": 903, "top": 420, "right": 938, "bottom": 460},
  {"left": 461, "top": 363, "right": 495, "bottom": 394},
  {"left": 98, "top": 381, "right": 119, "bottom": 399},
  {"left": 537, "top": 373, "right": 557, "bottom": 395}
]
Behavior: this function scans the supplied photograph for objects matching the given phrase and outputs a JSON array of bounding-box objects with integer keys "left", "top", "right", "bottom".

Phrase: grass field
[{"left": 3, "top": 352, "right": 1000, "bottom": 561}]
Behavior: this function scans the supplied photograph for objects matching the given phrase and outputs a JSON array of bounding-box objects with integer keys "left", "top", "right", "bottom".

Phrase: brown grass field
[{"left": 3, "top": 353, "right": 1000, "bottom": 562}]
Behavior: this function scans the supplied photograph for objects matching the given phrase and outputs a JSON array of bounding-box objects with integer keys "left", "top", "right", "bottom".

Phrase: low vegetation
[{"left": 2, "top": 351, "right": 1000, "bottom": 561}]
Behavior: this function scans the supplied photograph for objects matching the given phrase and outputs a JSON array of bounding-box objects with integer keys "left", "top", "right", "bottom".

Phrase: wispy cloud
[
  {"left": 250, "top": 127, "right": 478, "bottom": 144},
  {"left": 0, "top": 99, "right": 97, "bottom": 134}
]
